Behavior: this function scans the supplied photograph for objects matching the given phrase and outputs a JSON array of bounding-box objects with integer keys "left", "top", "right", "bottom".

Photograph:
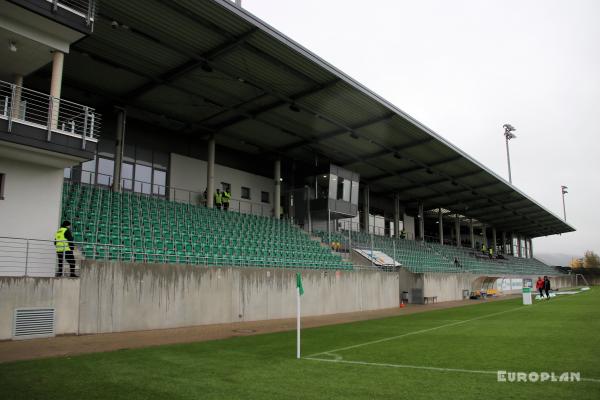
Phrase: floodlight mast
[
  {"left": 503, "top": 124, "right": 517, "bottom": 184},
  {"left": 561, "top": 185, "right": 568, "bottom": 221}
]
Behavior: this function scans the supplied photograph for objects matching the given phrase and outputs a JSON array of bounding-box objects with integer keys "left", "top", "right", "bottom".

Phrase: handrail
[
  {"left": 0, "top": 79, "right": 101, "bottom": 142},
  {"left": 65, "top": 171, "right": 273, "bottom": 217}
]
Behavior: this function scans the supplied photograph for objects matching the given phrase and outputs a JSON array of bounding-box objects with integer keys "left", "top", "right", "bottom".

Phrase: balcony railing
[
  {"left": 46, "top": 0, "right": 97, "bottom": 27},
  {"left": 0, "top": 79, "right": 101, "bottom": 148}
]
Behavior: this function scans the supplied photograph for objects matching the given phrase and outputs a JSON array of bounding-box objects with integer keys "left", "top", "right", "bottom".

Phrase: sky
[{"left": 242, "top": 0, "right": 600, "bottom": 257}]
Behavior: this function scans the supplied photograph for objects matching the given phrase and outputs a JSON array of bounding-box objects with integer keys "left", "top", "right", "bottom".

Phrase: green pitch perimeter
[{"left": 1, "top": 289, "right": 599, "bottom": 400}]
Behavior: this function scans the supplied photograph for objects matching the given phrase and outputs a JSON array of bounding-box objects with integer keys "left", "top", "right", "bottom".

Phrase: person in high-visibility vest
[
  {"left": 55, "top": 221, "right": 76, "bottom": 277},
  {"left": 214, "top": 189, "right": 223, "bottom": 210},
  {"left": 222, "top": 189, "right": 231, "bottom": 211},
  {"left": 488, "top": 247, "right": 494, "bottom": 259}
]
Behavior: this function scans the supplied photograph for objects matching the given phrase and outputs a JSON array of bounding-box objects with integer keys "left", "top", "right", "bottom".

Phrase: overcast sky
[{"left": 243, "top": 0, "right": 599, "bottom": 257}]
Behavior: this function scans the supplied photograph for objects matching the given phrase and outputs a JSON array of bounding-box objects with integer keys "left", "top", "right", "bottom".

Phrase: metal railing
[
  {"left": 0, "top": 236, "right": 369, "bottom": 278},
  {"left": 46, "top": 0, "right": 97, "bottom": 26},
  {"left": 0, "top": 80, "right": 101, "bottom": 145},
  {"left": 65, "top": 171, "right": 273, "bottom": 217}
]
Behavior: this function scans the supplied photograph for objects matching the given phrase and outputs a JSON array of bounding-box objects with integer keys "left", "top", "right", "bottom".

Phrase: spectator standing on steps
[
  {"left": 55, "top": 220, "right": 76, "bottom": 277},
  {"left": 222, "top": 189, "right": 231, "bottom": 211},
  {"left": 214, "top": 189, "right": 223, "bottom": 210}
]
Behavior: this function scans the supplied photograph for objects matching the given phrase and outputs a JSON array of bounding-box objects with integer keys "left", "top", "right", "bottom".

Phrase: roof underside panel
[{"left": 55, "top": 0, "right": 574, "bottom": 238}]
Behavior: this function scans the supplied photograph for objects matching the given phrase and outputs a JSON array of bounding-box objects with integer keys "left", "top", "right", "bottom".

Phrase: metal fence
[
  {"left": 0, "top": 80, "right": 101, "bottom": 145},
  {"left": 65, "top": 172, "right": 273, "bottom": 217},
  {"left": 0, "top": 236, "right": 391, "bottom": 278}
]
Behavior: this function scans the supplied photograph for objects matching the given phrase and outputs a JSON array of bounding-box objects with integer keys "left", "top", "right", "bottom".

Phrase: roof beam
[
  {"left": 368, "top": 158, "right": 470, "bottom": 184},
  {"left": 120, "top": 27, "right": 259, "bottom": 101},
  {"left": 206, "top": 79, "right": 340, "bottom": 129},
  {"left": 276, "top": 113, "right": 396, "bottom": 152},
  {"left": 342, "top": 138, "right": 434, "bottom": 166}
]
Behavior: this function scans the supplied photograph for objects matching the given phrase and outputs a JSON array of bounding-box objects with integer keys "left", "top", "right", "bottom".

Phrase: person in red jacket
[{"left": 535, "top": 277, "right": 544, "bottom": 299}]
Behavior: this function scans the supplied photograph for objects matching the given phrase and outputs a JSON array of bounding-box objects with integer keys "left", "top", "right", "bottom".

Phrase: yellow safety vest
[
  {"left": 222, "top": 191, "right": 231, "bottom": 203},
  {"left": 55, "top": 227, "right": 69, "bottom": 252},
  {"left": 214, "top": 192, "right": 222, "bottom": 205}
]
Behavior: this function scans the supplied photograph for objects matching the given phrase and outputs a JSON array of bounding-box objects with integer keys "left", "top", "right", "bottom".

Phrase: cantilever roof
[{"left": 56, "top": 0, "right": 574, "bottom": 238}]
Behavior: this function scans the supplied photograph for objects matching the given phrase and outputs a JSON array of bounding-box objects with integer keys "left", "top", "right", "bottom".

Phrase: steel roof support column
[
  {"left": 529, "top": 238, "right": 534, "bottom": 258},
  {"left": 492, "top": 228, "right": 497, "bottom": 254},
  {"left": 362, "top": 185, "right": 370, "bottom": 233},
  {"left": 517, "top": 235, "right": 522, "bottom": 257},
  {"left": 207, "top": 134, "right": 215, "bottom": 208},
  {"left": 274, "top": 158, "right": 281, "bottom": 219},
  {"left": 455, "top": 215, "right": 461, "bottom": 247},
  {"left": 112, "top": 108, "right": 126, "bottom": 192},
  {"left": 394, "top": 193, "right": 400, "bottom": 238},
  {"left": 470, "top": 219, "right": 475, "bottom": 249},
  {"left": 502, "top": 231, "right": 507, "bottom": 254},
  {"left": 438, "top": 208, "right": 444, "bottom": 245},
  {"left": 482, "top": 225, "right": 488, "bottom": 249},
  {"left": 418, "top": 203, "right": 424, "bottom": 241},
  {"left": 524, "top": 237, "right": 529, "bottom": 259}
]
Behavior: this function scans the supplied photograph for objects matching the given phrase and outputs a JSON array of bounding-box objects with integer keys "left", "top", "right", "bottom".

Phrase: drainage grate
[{"left": 13, "top": 308, "right": 55, "bottom": 340}]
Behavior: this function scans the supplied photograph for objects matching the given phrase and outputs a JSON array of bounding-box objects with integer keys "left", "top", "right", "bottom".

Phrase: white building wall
[
  {"left": 0, "top": 158, "right": 63, "bottom": 240},
  {"left": 169, "top": 153, "right": 273, "bottom": 216}
]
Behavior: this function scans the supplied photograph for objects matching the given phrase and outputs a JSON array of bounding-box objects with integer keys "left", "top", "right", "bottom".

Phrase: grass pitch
[{"left": 1, "top": 289, "right": 599, "bottom": 399}]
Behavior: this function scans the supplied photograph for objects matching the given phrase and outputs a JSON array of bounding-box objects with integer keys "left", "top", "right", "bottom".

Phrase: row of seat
[{"left": 62, "top": 183, "right": 352, "bottom": 270}]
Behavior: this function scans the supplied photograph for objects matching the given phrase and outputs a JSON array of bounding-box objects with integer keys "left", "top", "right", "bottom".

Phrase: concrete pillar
[
  {"left": 394, "top": 193, "right": 400, "bottom": 238},
  {"left": 492, "top": 228, "right": 497, "bottom": 254},
  {"left": 11, "top": 74, "right": 23, "bottom": 121},
  {"left": 112, "top": 108, "right": 126, "bottom": 192},
  {"left": 274, "top": 159, "right": 281, "bottom": 219},
  {"left": 418, "top": 203, "right": 424, "bottom": 241},
  {"left": 206, "top": 135, "right": 215, "bottom": 208},
  {"left": 455, "top": 215, "right": 461, "bottom": 247},
  {"left": 49, "top": 51, "right": 64, "bottom": 131},
  {"left": 517, "top": 235, "right": 521, "bottom": 257},
  {"left": 502, "top": 231, "right": 507, "bottom": 254},
  {"left": 362, "top": 185, "right": 370, "bottom": 232},
  {"left": 469, "top": 219, "right": 475, "bottom": 249},
  {"left": 438, "top": 208, "right": 444, "bottom": 244},
  {"left": 524, "top": 237, "right": 529, "bottom": 259}
]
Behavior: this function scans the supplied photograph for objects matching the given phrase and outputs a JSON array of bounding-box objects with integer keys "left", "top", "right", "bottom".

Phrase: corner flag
[{"left": 296, "top": 272, "right": 304, "bottom": 296}]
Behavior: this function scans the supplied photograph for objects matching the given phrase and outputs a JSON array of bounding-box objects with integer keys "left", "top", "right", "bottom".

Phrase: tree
[
  {"left": 583, "top": 251, "right": 600, "bottom": 268},
  {"left": 570, "top": 257, "right": 584, "bottom": 269}
]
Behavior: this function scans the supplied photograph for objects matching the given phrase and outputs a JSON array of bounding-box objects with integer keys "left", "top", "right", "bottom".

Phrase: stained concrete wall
[
  {"left": 77, "top": 261, "right": 400, "bottom": 334},
  {"left": 0, "top": 276, "right": 79, "bottom": 340}
]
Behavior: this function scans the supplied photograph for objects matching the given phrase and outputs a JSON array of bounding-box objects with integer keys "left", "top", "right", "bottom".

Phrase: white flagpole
[{"left": 296, "top": 285, "right": 301, "bottom": 359}]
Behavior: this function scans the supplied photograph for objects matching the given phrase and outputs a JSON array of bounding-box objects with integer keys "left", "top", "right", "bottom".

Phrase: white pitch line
[
  {"left": 304, "top": 357, "right": 600, "bottom": 383},
  {"left": 308, "top": 305, "right": 527, "bottom": 358}
]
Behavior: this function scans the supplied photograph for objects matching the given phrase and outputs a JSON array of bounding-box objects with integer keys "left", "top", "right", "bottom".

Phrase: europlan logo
[{"left": 497, "top": 371, "right": 581, "bottom": 383}]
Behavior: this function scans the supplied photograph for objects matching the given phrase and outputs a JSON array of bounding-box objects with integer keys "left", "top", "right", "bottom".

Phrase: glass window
[
  {"left": 328, "top": 174, "right": 337, "bottom": 199},
  {"left": 153, "top": 169, "right": 166, "bottom": 196},
  {"left": 153, "top": 151, "right": 169, "bottom": 170},
  {"left": 261, "top": 191, "right": 270, "bottom": 203},
  {"left": 81, "top": 158, "right": 96, "bottom": 185},
  {"left": 351, "top": 181, "right": 359, "bottom": 205},
  {"left": 134, "top": 164, "right": 152, "bottom": 194},
  {"left": 135, "top": 147, "right": 152, "bottom": 166},
  {"left": 342, "top": 178, "right": 351, "bottom": 202},
  {"left": 241, "top": 187, "right": 251, "bottom": 200},
  {"left": 121, "top": 163, "right": 134, "bottom": 191},
  {"left": 97, "top": 158, "right": 114, "bottom": 186},
  {"left": 64, "top": 168, "right": 72, "bottom": 179},
  {"left": 97, "top": 139, "right": 115, "bottom": 158}
]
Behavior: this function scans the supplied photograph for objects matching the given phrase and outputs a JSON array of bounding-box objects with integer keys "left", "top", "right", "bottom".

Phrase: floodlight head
[
  {"left": 503, "top": 123, "right": 516, "bottom": 132},
  {"left": 561, "top": 185, "right": 568, "bottom": 194}
]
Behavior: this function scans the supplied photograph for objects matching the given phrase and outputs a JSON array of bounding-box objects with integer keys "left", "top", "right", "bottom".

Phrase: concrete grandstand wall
[{"left": 0, "top": 261, "right": 578, "bottom": 340}]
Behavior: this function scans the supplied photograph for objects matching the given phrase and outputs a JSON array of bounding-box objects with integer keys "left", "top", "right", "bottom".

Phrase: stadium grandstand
[{"left": 0, "top": 0, "right": 576, "bottom": 340}]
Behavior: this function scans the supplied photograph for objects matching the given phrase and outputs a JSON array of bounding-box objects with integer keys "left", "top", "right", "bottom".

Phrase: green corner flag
[{"left": 296, "top": 272, "right": 304, "bottom": 296}]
